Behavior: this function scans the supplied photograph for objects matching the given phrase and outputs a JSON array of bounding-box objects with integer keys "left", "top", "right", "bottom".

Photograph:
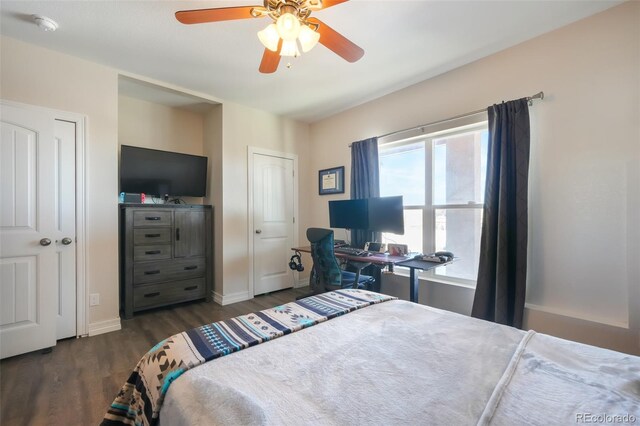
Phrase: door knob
[
  {"left": 61, "top": 237, "right": 73, "bottom": 245},
  {"left": 255, "top": 229, "right": 262, "bottom": 234},
  {"left": 39, "top": 238, "right": 52, "bottom": 246}
]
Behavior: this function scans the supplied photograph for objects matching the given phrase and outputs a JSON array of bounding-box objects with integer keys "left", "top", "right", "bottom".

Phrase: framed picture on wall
[{"left": 318, "top": 166, "right": 345, "bottom": 195}]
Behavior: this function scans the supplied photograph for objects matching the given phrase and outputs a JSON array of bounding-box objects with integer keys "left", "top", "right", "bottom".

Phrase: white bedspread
[{"left": 161, "top": 300, "right": 639, "bottom": 425}]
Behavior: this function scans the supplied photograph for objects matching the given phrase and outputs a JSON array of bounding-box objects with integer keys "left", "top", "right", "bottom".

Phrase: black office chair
[{"left": 306, "top": 228, "right": 375, "bottom": 293}]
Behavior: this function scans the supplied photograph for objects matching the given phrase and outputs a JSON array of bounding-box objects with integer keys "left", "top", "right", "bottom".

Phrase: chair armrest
[
  {"left": 347, "top": 261, "right": 372, "bottom": 284},
  {"left": 348, "top": 260, "right": 372, "bottom": 270}
]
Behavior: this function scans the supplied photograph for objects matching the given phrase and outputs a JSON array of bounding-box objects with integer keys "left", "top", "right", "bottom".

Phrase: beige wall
[
  {"left": 304, "top": 2, "right": 640, "bottom": 354},
  {"left": 204, "top": 105, "right": 224, "bottom": 296},
  {"left": 215, "top": 102, "right": 310, "bottom": 302},
  {"left": 0, "top": 36, "right": 120, "bottom": 328},
  {"left": 118, "top": 95, "right": 204, "bottom": 155}
]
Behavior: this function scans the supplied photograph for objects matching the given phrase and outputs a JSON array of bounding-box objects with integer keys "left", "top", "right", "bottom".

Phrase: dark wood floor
[{"left": 0, "top": 287, "right": 309, "bottom": 426}]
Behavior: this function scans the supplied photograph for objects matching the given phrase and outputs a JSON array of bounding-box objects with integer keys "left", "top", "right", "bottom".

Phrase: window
[{"left": 379, "top": 120, "right": 488, "bottom": 285}]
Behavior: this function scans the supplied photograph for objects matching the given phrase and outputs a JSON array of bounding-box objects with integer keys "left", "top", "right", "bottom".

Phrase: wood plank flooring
[{"left": 0, "top": 287, "right": 309, "bottom": 426}]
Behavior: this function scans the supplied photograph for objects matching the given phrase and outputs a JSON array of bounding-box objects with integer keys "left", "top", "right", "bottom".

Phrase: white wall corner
[
  {"left": 88, "top": 317, "right": 122, "bottom": 337},
  {"left": 213, "top": 290, "right": 252, "bottom": 306}
]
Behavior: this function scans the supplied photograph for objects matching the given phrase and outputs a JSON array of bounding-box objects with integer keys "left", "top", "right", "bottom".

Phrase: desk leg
[
  {"left": 409, "top": 268, "right": 419, "bottom": 303},
  {"left": 372, "top": 266, "right": 382, "bottom": 293}
]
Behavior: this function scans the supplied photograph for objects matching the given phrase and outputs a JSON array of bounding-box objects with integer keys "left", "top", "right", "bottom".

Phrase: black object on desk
[
  {"left": 334, "top": 246, "right": 367, "bottom": 256},
  {"left": 395, "top": 258, "right": 453, "bottom": 303}
]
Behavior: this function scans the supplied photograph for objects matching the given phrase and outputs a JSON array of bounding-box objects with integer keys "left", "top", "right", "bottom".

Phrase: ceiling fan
[{"left": 175, "top": 0, "right": 364, "bottom": 73}]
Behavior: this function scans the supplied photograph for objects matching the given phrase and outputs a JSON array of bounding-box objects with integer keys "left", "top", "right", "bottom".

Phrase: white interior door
[
  {"left": 0, "top": 103, "right": 76, "bottom": 359},
  {"left": 252, "top": 153, "right": 295, "bottom": 295}
]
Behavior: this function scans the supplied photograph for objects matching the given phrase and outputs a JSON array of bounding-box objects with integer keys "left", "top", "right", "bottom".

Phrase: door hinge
[{"left": 293, "top": 217, "right": 295, "bottom": 224}]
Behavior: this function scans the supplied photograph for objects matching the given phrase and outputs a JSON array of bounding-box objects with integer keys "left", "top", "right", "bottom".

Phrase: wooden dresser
[{"left": 119, "top": 204, "right": 213, "bottom": 319}]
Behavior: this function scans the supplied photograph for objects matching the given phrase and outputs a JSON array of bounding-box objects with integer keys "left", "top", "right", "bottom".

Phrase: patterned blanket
[{"left": 101, "top": 289, "right": 395, "bottom": 426}]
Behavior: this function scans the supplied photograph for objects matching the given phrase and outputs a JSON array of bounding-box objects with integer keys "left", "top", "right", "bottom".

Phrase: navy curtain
[
  {"left": 350, "top": 137, "right": 380, "bottom": 249},
  {"left": 471, "top": 98, "right": 530, "bottom": 328}
]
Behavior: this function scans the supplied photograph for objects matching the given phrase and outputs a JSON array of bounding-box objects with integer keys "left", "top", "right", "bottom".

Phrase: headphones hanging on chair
[{"left": 289, "top": 251, "right": 304, "bottom": 272}]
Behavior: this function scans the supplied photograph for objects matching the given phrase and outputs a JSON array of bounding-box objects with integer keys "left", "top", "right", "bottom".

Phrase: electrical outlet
[{"left": 90, "top": 293, "right": 100, "bottom": 306}]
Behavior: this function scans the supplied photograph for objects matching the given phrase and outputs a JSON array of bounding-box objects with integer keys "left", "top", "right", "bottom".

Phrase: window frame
[{"left": 379, "top": 116, "right": 488, "bottom": 287}]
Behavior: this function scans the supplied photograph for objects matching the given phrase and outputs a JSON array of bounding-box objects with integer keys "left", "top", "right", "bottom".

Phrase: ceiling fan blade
[
  {"left": 176, "top": 6, "right": 260, "bottom": 25},
  {"left": 259, "top": 40, "right": 283, "bottom": 74},
  {"left": 319, "top": 0, "right": 350, "bottom": 9},
  {"left": 307, "top": 18, "right": 364, "bottom": 63},
  {"left": 306, "top": 0, "right": 349, "bottom": 10}
]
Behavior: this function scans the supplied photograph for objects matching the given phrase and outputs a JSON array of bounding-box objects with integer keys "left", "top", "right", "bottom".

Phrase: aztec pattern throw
[{"left": 102, "top": 289, "right": 395, "bottom": 426}]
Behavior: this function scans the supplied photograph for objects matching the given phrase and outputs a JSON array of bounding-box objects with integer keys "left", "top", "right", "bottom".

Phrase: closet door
[
  {"left": 252, "top": 153, "right": 295, "bottom": 295},
  {"left": 1, "top": 103, "right": 63, "bottom": 358}
]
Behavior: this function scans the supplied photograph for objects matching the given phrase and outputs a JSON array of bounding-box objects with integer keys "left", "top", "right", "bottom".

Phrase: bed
[{"left": 103, "top": 289, "right": 640, "bottom": 426}]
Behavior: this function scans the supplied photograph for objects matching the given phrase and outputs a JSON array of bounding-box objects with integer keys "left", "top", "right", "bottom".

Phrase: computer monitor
[
  {"left": 369, "top": 196, "right": 404, "bottom": 234},
  {"left": 328, "top": 199, "right": 368, "bottom": 230},
  {"left": 328, "top": 196, "right": 404, "bottom": 235}
]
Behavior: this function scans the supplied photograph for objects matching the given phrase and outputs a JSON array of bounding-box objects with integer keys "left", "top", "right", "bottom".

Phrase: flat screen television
[
  {"left": 120, "top": 145, "right": 207, "bottom": 197},
  {"left": 328, "top": 196, "right": 404, "bottom": 234}
]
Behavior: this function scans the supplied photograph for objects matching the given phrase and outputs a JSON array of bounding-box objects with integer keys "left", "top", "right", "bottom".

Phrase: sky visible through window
[
  {"left": 379, "top": 143, "right": 425, "bottom": 204},
  {"left": 379, "top": 130, "right": 487, "bottom": 205}
]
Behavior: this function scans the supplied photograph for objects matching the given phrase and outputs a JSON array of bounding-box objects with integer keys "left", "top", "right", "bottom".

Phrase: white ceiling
[{"left": 0, "top": 0, "right": 623, "bottom": 122}]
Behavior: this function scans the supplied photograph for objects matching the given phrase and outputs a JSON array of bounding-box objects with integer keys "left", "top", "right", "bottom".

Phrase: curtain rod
[{"left": 361, "top": 91, "right": 545, "bottom": 143}]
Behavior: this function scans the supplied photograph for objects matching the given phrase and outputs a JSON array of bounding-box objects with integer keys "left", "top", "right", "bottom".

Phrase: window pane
[
  {"left": 434, "top": 208, "right": 482, "bottom": 281},
  {"left": 433, "top": 129, "right": 488, "bottom": 205},
  {"left": 379, "top": 142, "right": 425, "bottom": 205},
  {"left": 382, "top": 209, "right": 422, "bottom": 253}
]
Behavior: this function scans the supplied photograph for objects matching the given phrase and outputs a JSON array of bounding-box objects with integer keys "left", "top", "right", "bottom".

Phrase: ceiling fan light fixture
[
  {"left": 276, "top": 12, "right": 301, "bottom": 41},
  {"left": 258, "top": 23, "right": 280, "bottom": 51},
  {"left": 280, "top": 39, "right": 300, "bottom": 57},
  {"left": 298, "top": 25, "right": 320, "bottom": 53}
]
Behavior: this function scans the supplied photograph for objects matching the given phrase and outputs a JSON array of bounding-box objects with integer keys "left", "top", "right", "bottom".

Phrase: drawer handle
[
  {"left": 144, "top": 292, "right": 160, "bottom": 298},
  {"left": 184, "top": 285, "right": 198, "bottom": 291},
  {"left": 145, "top": 216, "right": 161, "bottom": 221},
  {"left": 145, "top": 250, "right": 161, "bottom": 255},
  {"left": 184, "top": 265, "right": 198, "bottom": 271},
  {"left": 145, "top": 233, "right": 161, "bottom": 238},
  {"left": 144, "top": 270, "right": 161, "bottom": 275}
]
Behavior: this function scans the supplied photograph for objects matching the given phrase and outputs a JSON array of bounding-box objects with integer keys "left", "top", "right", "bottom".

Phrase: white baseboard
[
  {"left": 213, "top": 290, "right": 251, "bottom": 306},
  {"left": 88, "top": 317, "right": 121, "bottom": 337}
]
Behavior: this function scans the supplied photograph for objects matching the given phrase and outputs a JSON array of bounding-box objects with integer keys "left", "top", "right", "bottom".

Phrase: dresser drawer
[
  {"left": 133, "top": 228, "right": 172, "bottom": 245},
  {"left": 133, "top": 244, "right": 172, "bottom": 262},
  {"left": 133, "top": 210, "right": 172, "bottom": 227},
  {"left": 133, "top": 278, "right": 206, "bottom": 309},
  {"left": 133, "top": 257, "right": 205, "bottom": 285}
]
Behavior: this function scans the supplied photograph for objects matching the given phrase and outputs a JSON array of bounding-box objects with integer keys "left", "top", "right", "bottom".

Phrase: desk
[
  {"left": 292, "top": 246, "right": 408, "bottom": 267},
  {"left": 292, "top": 246, "right": 409, "bottom": 294},
  {"left": 292, "top": 247, "right": 451, "bottom": 303},
  {"left": 394, "top": 258, "right": 452, "bottom": 303}
]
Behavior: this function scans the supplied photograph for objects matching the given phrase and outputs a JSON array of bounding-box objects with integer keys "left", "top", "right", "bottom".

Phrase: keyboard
[{"left": 335, "top": 247, "right": 367, "bottom": 256}]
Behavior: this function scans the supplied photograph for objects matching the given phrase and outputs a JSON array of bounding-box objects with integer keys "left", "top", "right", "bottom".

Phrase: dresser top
[{"left": 119, "top": 203, "right": 212, "bottom": 210}]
